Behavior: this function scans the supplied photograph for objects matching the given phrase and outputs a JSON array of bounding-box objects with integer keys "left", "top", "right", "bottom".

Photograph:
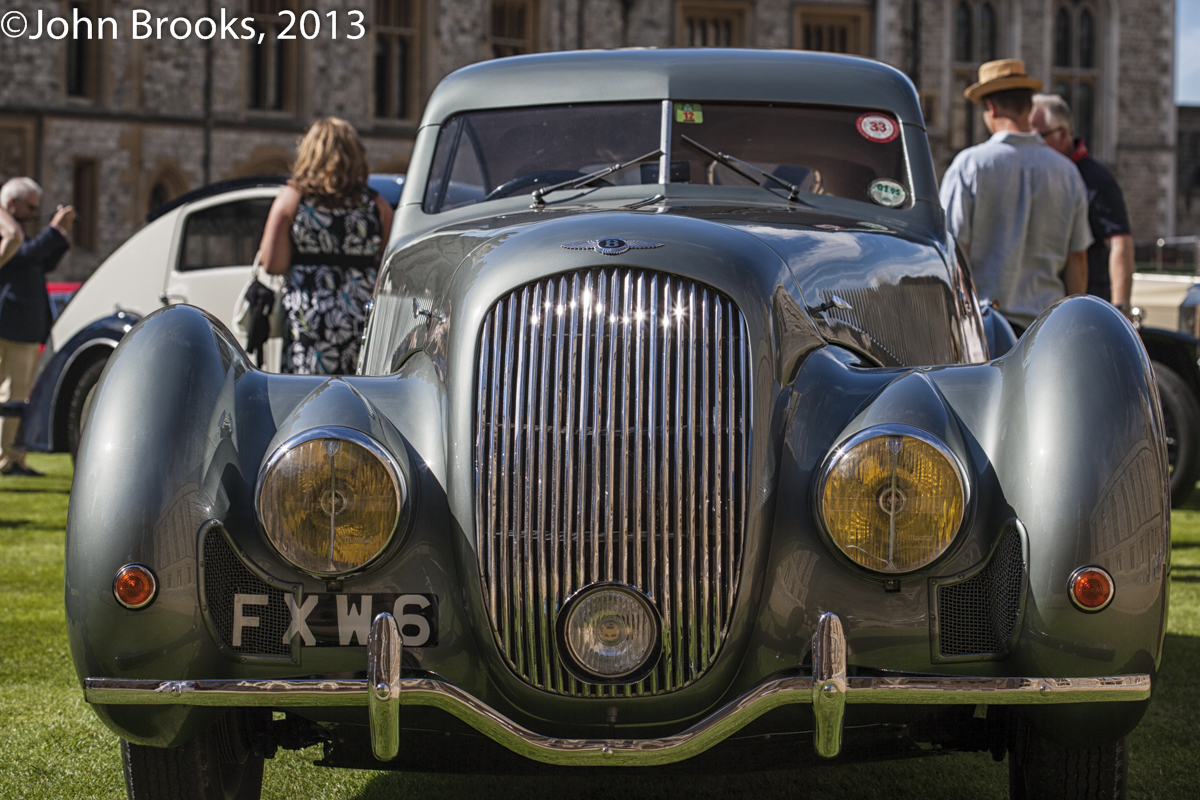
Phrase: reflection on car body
[{"left": 69, "top": 50, "right": 1164, "bottom": 800}]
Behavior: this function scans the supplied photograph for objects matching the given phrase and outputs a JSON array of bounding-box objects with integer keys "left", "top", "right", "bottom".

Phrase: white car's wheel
[{"left": 64, "top": 356, "right": 107, "bottom": 459}]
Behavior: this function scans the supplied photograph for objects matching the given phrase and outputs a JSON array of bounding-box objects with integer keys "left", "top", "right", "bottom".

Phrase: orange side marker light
[
  {"left": 1068, "top": 566, "right": 1114, "bottom": 612},
  {"left": 113, "top": 564, "right": 158, "bottom": 609}
]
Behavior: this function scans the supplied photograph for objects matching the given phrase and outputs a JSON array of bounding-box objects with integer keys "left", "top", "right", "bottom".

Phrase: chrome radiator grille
[{"left": 474, "top": 268, "right": 751, "bottom": 696}]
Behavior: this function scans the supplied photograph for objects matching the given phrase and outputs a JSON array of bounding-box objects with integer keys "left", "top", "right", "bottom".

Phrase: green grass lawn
[{"left": 2, "top": 453, "right": 1196, "bottom": 799}]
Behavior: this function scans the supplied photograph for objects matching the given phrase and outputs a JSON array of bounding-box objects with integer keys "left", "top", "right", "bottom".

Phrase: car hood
[{"left": 367, "top": 198, "right": 979, "bottom": 379}]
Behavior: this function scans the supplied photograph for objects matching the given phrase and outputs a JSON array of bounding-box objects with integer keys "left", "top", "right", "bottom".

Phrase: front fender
[
  {"left": 766, "top": 295, "right": 1166, "bottom": 743},
  {"left": 67, "top": 304, "right": 453, "bottom": 747},
  {"left": 927, "top": 297, "right": 1168, "bottom": 672}
]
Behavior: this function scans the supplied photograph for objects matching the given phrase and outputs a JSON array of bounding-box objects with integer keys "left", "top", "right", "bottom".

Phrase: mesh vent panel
[
  {"left": 203, "top": 530, "right": 290, "bottom": 656},
  {"left": 937, "top": 527, "right": 1024, "bottom": 658}
]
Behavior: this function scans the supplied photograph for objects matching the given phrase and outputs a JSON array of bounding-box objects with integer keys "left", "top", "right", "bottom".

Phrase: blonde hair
[{"left": 289, "top": 117, "right": 369, "bottom": 205}]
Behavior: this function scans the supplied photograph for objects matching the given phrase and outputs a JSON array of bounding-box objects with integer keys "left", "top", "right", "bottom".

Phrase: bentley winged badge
[{"left": 561, "top": 238, "right": 664, "bottom": 256}]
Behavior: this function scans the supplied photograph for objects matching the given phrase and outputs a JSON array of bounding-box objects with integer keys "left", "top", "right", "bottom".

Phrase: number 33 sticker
[{"left": 856, "top": 113, "right": 900, "bottom": 143}]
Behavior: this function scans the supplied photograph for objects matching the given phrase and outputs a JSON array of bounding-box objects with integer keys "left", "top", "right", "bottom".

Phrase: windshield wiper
[
  {"left": 680, "top": 134, "right": 808, "bottom": 204},
  {"left": 531, "top": 148, "right": 664, "bottom": 207}
]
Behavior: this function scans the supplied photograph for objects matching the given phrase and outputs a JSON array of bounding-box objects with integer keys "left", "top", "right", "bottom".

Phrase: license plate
[{"left": 231, "top": 592, "right": 437, "bottom": 648}]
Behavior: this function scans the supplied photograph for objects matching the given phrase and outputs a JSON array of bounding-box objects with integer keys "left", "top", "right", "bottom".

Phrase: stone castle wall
[{"left": 0, "top": 0, "right": 1177, "bottom": 280}]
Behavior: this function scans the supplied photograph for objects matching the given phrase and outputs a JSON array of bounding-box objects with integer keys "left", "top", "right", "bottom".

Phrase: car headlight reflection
[
  {"left": 818, "top": 426, "right": 966, "bottom": 573},
  {"left": 258, "top": 428, "right": 404, "bottom": 576}
]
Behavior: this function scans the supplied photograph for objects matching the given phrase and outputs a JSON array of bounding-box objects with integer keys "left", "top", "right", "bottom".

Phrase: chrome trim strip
[
  {"left": 368, "top": 613, "right": 402, "bottom": 761},
  {"left": 511, "top": 286, "right": 529, "bottom": 676}
]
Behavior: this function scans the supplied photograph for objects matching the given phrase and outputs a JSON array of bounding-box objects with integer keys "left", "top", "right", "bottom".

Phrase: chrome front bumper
[{"left": 83, "top": 613, "right": 1151, "bottom": 765}]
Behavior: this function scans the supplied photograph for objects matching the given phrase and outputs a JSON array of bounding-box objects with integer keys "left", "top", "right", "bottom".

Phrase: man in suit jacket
[{"left": 0, "top": 178, "right": 74, "bottom": 476}]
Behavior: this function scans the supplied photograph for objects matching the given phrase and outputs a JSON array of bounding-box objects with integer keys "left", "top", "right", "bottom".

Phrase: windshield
[{"left": 422, "top": 101, "right": 910, "bottom": 213}]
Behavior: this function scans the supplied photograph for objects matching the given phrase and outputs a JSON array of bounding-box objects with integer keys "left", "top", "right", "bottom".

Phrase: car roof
[
  {"left": 146, "top": 175, "right": 286, "bottom": 222},
  {"left": 145, "top": 174, "right": 407, "bottom": 223},
  {"left": 421, "top": 48, "right": 925, "bottom": 129}
]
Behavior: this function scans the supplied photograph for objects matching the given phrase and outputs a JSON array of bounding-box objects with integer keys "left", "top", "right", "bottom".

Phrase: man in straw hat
[{"left": 940, "top": 59, "right": 1093, "bottom": 332}]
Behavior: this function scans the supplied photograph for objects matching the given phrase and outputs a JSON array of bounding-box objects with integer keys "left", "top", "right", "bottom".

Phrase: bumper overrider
[{"left": 83, "top": 612, "right": 1151, "bottom": 766}]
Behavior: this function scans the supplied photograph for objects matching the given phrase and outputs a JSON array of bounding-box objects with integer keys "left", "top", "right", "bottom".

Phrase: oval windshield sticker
[
  {"left": 869, "top": 179, "right": 907, "bottom": 208},
  {"left": 856, "top": 113, "right": 900, "bottom": 143}
]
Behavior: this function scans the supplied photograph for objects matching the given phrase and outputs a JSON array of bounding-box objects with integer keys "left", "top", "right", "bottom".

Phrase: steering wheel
[{"left": 483, "top": 170, "right": 612, "bottom": 201}]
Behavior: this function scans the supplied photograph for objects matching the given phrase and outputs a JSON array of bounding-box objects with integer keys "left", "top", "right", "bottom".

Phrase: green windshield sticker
[
  {"left": 674, "top": 103, "right": 703, "bottom": 124},
  {"left": 868, "top": 179, "right": 907, "bottom": 208}
]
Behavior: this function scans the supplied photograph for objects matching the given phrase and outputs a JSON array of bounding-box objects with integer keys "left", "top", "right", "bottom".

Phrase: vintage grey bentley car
[{"left": 70, "top": 50, "right": 1166, "bottom": 799}]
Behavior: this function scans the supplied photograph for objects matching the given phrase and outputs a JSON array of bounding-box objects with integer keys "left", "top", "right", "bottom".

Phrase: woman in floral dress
[{"left": 258, "top": 117, "right": 394, "bottom": 374}]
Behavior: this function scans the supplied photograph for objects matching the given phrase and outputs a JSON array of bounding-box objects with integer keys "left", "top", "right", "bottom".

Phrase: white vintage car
[
  {"left": 14, "top": 175, "right": 404, "bottom": 456},
  {"left": 1131, "top": 271, "right": 1200, "bottom": 333}
]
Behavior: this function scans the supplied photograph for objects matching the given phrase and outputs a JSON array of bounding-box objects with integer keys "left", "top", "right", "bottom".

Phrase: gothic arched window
[
  {"left": 1052, "top": 1, "right": 1100, "bottom": 146},
  {"left": 979, "top": 3, "right": 997, "bottom": 62},
  {"left": 952, "top": 0, "right": 1007, "bottom": 152},
  {"left": 1054, "top": 8, "right": 1071, "bottom": 67},
  {"left": 955, "top": 3, "right": 972, "bottom": 63}
]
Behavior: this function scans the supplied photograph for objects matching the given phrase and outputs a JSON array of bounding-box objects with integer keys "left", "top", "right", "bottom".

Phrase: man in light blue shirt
[{"left": 940, "top": 59, "right": 1093, "bottom": 330}]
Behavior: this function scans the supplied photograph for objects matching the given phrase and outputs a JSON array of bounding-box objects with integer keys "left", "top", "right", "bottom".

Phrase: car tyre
[
  {"left": 1007, "top": 718, "right": 1127, "bottom": 800},
  {"left": 121, "top": 728, "right": 264, "bottom": 800},
  {"left": 1153, "top": 360, "right": 1200, "bottom": 507},
  {"left": 64, "top": 356, "right": 107, "bottom": 460}
]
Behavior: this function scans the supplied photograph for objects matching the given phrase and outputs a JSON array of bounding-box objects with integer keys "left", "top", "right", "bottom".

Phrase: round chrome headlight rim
[
  {"left": 813, "top": 423, "right": 972, "bottom": 576},
  {"left": 555, "top": 582, "right": 663, "bottom": 685},
  {"left": 255, "top": 425, "right": 407, "bottom": 578}
]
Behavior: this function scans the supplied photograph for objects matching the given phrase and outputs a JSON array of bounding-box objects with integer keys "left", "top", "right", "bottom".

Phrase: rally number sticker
[
  {"left": 856, "top": 113, "right": 900, "bottom": 143},
  {"left": 674, "top": 102, "right": 704, "bottom": 124}
]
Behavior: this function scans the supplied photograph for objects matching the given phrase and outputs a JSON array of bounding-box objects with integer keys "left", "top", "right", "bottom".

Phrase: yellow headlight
[
  {"left": 258, "top": 430, "right": 403, "bottom": 576},
  {"left": 819, "top": 428, "right": 965, "bottom": 573}
]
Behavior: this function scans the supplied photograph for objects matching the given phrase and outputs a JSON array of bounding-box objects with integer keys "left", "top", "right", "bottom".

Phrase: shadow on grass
[
  {"left": 0, "top": 485, "right": 72, "bottom": 495},
  {"left": 1129, "top": 633, "right": 1200, "bottom": 798}
]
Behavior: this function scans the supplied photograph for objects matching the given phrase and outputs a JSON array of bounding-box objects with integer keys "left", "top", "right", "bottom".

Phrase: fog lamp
[
  {"left": 1069, "top": 566, "right": 1115, "bottom": 611},
  {"left": 818, "top": 426, "right": 966, "bottom": 573},
  {"left": 560, "top": 584, "right": 660, "bottom": 682},
  {"left": 113, "top": 564, "right": 157, "bottom": 609},
  {"left": 257, "top": 428, "right": 404, "bottom": 576}
]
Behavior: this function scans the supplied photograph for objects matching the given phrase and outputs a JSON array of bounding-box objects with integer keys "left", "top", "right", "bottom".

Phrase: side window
[{"left": 179, "top": 199, "right": 274, "bottom": 272}]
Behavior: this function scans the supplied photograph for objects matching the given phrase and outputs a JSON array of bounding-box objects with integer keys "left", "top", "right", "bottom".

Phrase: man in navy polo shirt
[{"left": 1031, "top": 94, "right": 1135, "bottom": 316}]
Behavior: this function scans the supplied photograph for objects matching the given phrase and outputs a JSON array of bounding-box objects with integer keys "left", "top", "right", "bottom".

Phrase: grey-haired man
[
  {"left": 0, "top": 177, "right": 74, "bottom": 476},
  {"left": 1031, "top": 93, "right": 1135, "bottom": 316}
]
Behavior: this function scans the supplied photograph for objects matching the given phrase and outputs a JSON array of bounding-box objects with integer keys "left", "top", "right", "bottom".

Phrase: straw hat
[{"left": 963, "top": 59, "right": 1044, "bottom": 104}]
